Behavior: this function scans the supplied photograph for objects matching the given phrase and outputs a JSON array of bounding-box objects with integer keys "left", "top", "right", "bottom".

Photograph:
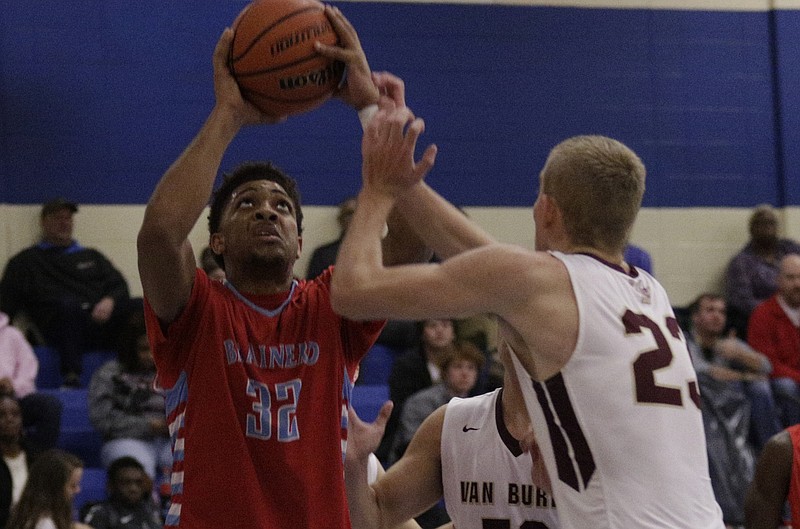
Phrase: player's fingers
[
  {"left": 213, "top": 28, "right": 234, "bottom": 68},
  {"left": 314, "top": 41, "right": 353, "bottom": 63},
  {"left": 415, "top": 144, "right": 438, "bottom": 179},
  {"left": 374, "top": 401, "right": 394, "bottom": 428},
  {"left": 372, "top": 72, "right": 406, "bottom": 107},
  {"left": 386, "top": 107, "right": 415, "bottom": 141},
  {"left": 324, "top": 5, "right": 358, "bottom": 45}
]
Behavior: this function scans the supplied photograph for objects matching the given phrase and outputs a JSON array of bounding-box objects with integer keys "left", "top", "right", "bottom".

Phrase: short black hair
[
  {"left": 207, "top": 161, "right": 304, "bottom": 269},
  {"left": 107, "top": 456, "right": 146, "bottom": 483}
]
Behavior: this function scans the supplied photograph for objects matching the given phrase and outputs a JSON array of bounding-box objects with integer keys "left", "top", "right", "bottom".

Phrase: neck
[
  {"left": 752, "top": 239, "right": 778, "bottom": 257},
  {"left": 779, "top": 295, "right": 800, "bottom": 311},
  {"left": 42, "top": 236, "right": 71, "bottom": 247},
  {"left": 565, "top": 245, "right": 625, "bottom": 267},
  {"left": 226, "top": 260, "right": 295, "bottom": 295},
  {"left": 0, "top": 439, "right": 22, "bottom": 458},
  {"left": 424, "top": 345, "right": 450, "bottom": 364},
  {"left": 692, "top": 330, "right": 718, "bottom": 348}
]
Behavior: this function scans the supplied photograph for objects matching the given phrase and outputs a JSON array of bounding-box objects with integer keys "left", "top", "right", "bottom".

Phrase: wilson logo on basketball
[
  {"left": 270, "top": 22, "right": 332, "bottom": 57},
  {"left": 279, "top": 62, "right": 344, "bottom": 90}
]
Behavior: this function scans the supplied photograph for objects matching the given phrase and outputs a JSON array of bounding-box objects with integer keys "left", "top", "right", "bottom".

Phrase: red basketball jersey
[{"left": 144, "top": 268, "right": 384, "bottom": 529}]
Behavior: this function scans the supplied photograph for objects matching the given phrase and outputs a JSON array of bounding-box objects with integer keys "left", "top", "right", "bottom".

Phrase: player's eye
[
  {"left": 237, "top": 198, "right": 254, "bottom": 208},
  {"left": 276, "top": 199, "right": 292, "bottom": 212}
]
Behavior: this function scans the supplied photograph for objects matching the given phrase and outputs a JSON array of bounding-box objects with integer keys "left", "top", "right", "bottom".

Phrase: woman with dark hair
[
  {"left": 6, "top": 448, "right": 90, "bottom": 529},
  {"left": 87, "top": 311, "right": 169, "bottom": 481}
]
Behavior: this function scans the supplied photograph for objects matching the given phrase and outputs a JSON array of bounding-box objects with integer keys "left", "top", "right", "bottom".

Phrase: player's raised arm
[
  {"left": 366, "top": 72, "right": 496, "bottom": 260},
  {"left": 345, "top": 405, "right": 445, "bottom": 529},
  {"left": 137, "top": 28, "right": 275, "bottom": 323}
]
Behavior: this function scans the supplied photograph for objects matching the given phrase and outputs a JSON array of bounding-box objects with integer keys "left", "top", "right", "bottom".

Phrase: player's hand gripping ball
[{"left": 229, "top": 0, "right": 344, "bottom": 118}]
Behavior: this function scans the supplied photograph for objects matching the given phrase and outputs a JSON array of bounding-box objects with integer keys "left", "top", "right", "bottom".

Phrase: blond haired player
[{"left": 330, "top": 79, "right": 725, "bottom": 528}]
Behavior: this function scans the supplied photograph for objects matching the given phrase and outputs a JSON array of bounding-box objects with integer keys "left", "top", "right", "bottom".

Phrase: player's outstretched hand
[
  {"left": 347, "top": 402, "right": 393, "bottom": 462},
  {"left": 362, "top": 98, "right": 437, "bottom": 196},
  {"left": 213, "top": 28, "right": 285, "bottom": 126},
  {"left": 315, "top": 5, "right": 379, "bottom": 111}
]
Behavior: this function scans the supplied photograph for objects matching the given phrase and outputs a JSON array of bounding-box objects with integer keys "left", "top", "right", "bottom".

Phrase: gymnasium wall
[{"left": 2, "top": 0, "right": 800, "bottom": 306}]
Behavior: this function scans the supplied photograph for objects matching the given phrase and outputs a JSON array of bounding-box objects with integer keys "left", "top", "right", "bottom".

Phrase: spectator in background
[
  {"left": 6, "top": 448, "right": 91, "bottom": 529},
  {"left": 198, "top": 247, "right": 225, "bottom": 282},
  {"left": 748, "top": 253, "right": 800, "bottom": 429},
  {"left": 88, "top": 311, "right": 170, "bottom": 482},
  {"left": 685, "top": 293, "right": 780, "bottom": 527},
  {"left": 687, "top": 293, "right": 780, "bottom": 451},
  {"left": 0, "top": 199, "right": 140, "bottom": 387},
  {"left": 0, "top": 311, "right": 62, "bottom": 453},
  {"left": 305, "top": 196, "right": 357, "bottom": 280},
  {"left": 726, "top": 204, "right": 800, "bottom": 339},
  {"left": 0, "top": 395, "right": 40, "bottom": 528},
  {"left": 388, "top": 342, "right": 484, "bottom": 528},
  {"left": 624, "top": 243, "right": 653, "bottom": 275},
  {"left": 376, "top": 319, "right": 456, "bottom": 463},
  {"left": 81, "top": 456, "right": 161, "bottom": 529},
  {"left": 389, "top": 341, "right": 484, "bottom": 462}
]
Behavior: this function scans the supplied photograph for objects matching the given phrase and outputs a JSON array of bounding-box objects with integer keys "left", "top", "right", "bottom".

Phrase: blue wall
[{"left": 0, "top": 1, "right": 793, "bottom": 207}]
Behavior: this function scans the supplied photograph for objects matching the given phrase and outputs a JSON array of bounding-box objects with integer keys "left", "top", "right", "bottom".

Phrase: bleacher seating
[
  {"left": 351, "top": 384, "right": 390, "bottom": 423},
  {"left": 39, "top": 388, "right": 103, "bottom": 467},
  {"left": 79, "top": 350, "right": 116, "bottom": 387},
  {"left": 34, "top": 346, "right": 62, "bottom": 389},
  {"left": 73, "top": 466, "right": 108, "bottom": 517},
  {"left": 34, "top": 347, "right": 116, "bottom": 389},
  {"left": 357, "top": 344, "right": 398, "bottom": 386}
]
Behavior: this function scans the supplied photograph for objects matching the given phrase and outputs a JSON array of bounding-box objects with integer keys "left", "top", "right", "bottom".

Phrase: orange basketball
[{"left": 229, "top": 0, "right": 344, "bottom": 118}]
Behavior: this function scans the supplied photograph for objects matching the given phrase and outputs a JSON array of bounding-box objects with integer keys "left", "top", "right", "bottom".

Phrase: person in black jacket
[
  {"left": 304, "top": 196, "right": 357, "bottom": 280},
  {"left": 0, "top": 199, "right": 140, "bottom": 387}
]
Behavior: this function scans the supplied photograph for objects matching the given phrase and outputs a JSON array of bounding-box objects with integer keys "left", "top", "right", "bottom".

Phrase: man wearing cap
[{"left": 0, "top": 198, "right": 136, "bottom": 387}]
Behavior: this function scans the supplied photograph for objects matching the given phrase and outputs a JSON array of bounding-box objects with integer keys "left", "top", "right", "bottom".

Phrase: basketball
[{"left": 229, "top": 0, "right": 344, "bottom": 118}]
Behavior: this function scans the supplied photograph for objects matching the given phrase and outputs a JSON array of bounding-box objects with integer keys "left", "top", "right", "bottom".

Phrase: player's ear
[
  {"left": 538, "top": 193, "right": 560, "bottom": 228},
  {"left": 210, "top": 233, "right": 225, "bottom": 255},
  {"left": 296, "top": 235, "right": 303, "bottom": 260}
]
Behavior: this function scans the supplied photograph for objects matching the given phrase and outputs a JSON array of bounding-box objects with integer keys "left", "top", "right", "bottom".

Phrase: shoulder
[
  {"left": 779, "top": 239, "right": 800, "bottom": 253},
  {"left": 414, "top": 404, "right": 447, "bottom": 443},
  {"left": 6, "top": 246, "right": 38, "bottom": 263},
  {"left": 753, "top": 296, "right": 781, "bottom": 316},
  {"left": 759, "top": 429, "right": 794, "bottom": 472},
  {"left": 97, "top": 359, "right": 122, "bottom": 375}
]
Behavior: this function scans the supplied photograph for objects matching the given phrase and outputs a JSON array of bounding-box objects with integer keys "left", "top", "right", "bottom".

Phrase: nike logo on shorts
[{"left": 462, "top": 425, "right": 479, "bottom": 432}]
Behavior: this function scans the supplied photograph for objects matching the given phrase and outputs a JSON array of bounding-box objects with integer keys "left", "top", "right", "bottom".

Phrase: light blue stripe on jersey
[
  {"left": 225, "top": 279, "right": 298, "bottom": 317},
  {"left": 341, "top": 368, "right": 354, "bottom": 463},
  {"left": 164, "top": 371, "right": 188, "bottom": 417}
]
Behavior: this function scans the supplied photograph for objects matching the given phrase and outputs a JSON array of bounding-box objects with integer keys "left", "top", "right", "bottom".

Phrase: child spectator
[{"left": 81, "top": 457, "right": 161, "bottom": 529}]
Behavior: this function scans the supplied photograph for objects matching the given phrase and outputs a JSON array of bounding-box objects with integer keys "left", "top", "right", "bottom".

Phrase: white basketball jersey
[
  {"left": 510, "top": 252, "right": 724, "bottom": 529},
  {"left": 441, "top": 389, "right": 560, "bottom": 529}
]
